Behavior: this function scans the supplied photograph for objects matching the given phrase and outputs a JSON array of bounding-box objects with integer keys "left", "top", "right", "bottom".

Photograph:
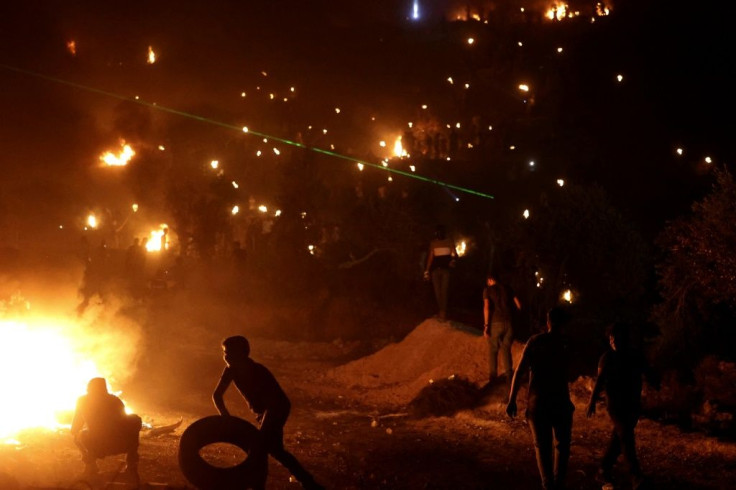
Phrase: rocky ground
[{"left": 1, "top": 316, "right": 735, "bottom": 490}]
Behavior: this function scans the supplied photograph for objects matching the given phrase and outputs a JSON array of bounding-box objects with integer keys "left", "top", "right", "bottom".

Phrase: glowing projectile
[{"left": 147, "top": 46, "right": 156, "bottom": 64}]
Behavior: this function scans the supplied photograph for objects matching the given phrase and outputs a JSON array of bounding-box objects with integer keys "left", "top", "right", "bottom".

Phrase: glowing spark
[
  {"left": 447, "top": 77, "right": 454, "bottom": 84},
  {"left": 232, "top": 181, "right": 239, "bottom": 189},
  {"left": 523, "top": 209, "right": 530, "bottom": 219},
  {"left": 258, "top": 205, "right": 268, "bottom": 213},
  {"left": 231, "top": 205, "right": 240, "bottom": 215},
  {"left": 100, "top": 141, "right": 135, "bottom": 167},
  {"left": 455, "top": 122, "right": 461, "bottom": 129},
  {"left": 132, "top": 203, "right": 139, "bottom": 213},
  {"left": 616, "top": 74, "right": 624, "bottom": 82},
  {"left": 388, "top": 176, "right": 393, "bottom": 182},
  {"left": 261, "top": 71, "right": 268, "bottom": 77},
  {"left": 529, "top": 161, "right": 535, "bottom": 167},
  {"left": 379, "top": 141, "right": 387, "bottom": 148},
  {"left": 393, "top": 136, "right": 407, "bottom": 157},
  {"left": 464, "top": 83, "right": 470, "bottom": 89},
  {"left": 147, "top": 46, "right": 156, "bottom": 64},
  {"left": 705, "top": 156, "right": 713, "bottom": 164},
  {"left": 269, "top": 93, "right": 274, "bottom": 100},
  {"left": 518, "top": 84, "right": 530, "bottom": 92},
  {"left": 322, "top": 129, "right": 328, "bottom": 134},
  {"left": 421, "top": 104, "right": 428, "bottom": 110},
  {"left": 86, "top": 214, "right": 98, "bottom": 229},
  {"left": 273, "top": 148, "right": 281, "bottom": 155},
  {"left": 335, "top": 108, "right": 341, "bottom": 114},
  {"left": 256, "top": 151, "right": 262, "bottom": 157},
  {"left": 158, "top": 145, "right": 165, "bottom": 151},
  {"left": 242, "top": 126, "right": 249, "bottom": 133},
  {"left": 557, "top": 179, "right": 565, "bottom": 187},
  {"left": 518, "top": 41, "right": 523, "bottom": 47},
  {"left": 241, "top": 92, "right": 246, "bottom": 98},
  {"left": 290, "top": 87, "right": 295, "bottom": 92},
  {"left": 274, "top": 210, "right": 282, "bottom": 217},
  {"left": 357, "top": 163, "right": 364, "bottom": 171},
  {"left": 676, "top": 148, "right": 684, "bottom": 155},
  {"left": 488, "top": 125, "right": 493, "bottom": 131},
  {"left": 410, "top": 165, "right": 416, "bottom": 172},
  {"left": 412, "top": 0, "right": 420, "bottom": 20},
  {"left": 408, "top": 122, "right": 413, "bottom": 128},
  {"left": 562, "top": 289, "right": 573, "bottom": 303},
  {"left": 67, "top": 40, "right": 76, "bottom": 56},
  {"left": 467, "top": 38, "right": 475, "bottom": 45},
  {"left": 308, "top": 244, "right": 315, "bottom": 255},
  {"left": 557, "top": 47, "right": 564, "bottom": 53},
  {"left": 457, "top": 241, "right": 467, "bottom": 257},
  {"left": 210, "top": 160, "right": 219, "bottom": 169}
]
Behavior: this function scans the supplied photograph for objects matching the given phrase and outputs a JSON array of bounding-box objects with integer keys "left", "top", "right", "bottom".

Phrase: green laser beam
[{"left": 0, "top": 63, "right": 494, "bottom": 199}]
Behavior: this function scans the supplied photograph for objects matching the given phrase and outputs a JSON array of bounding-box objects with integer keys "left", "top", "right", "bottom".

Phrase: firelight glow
[
  {"left": 100, "top": 142, "right": 135, "bottom": 167},
  {"left": 0, "top": 317, "right": 123, "bottom": 440}
]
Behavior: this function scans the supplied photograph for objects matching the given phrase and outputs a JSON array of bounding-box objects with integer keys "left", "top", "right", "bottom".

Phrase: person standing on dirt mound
[
  {"left": 587, "top": 322, "right": 660, "bottom": 489},
  {"left": 483, "top": 272, "right": 521, "bottom": 387},
  {"left": 71, "top": 377, "right": 142, "bottom": 482},
  {"left": 423, "top": 225, "right": 458, "bottom": 321},
  {"left": 213, "top": 335, "right": 324, "bottom": 490},
  {"left": 506, "top": 307, "right": 574, "bottom": 490}
]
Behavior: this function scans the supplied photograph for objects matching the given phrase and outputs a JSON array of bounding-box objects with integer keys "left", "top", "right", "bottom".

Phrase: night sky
[{"left": 0, "top": 0, "right": 734, "bottom": 246}]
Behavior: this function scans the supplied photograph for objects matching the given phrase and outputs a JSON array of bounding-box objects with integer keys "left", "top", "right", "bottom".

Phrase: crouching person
[
  {"left": 213, "top": 335, "right": 324, "bottom": 490},
  {"left": 71, "top": 377, "right": 142, "bottom": 481}
]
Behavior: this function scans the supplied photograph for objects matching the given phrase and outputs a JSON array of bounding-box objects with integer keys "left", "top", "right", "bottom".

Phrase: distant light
[
  {"left": 382, "top": 160, "right": 389, "bottom": 167},
  {"left": 676, "top": 147, "right": 684, "bottom": 156},
  {"left": 447, "top": 77, "right": 454, "bottom": 84},
  {"left": 335, "top": 107, "right": 341, "bottom": 114},
  {"left": 446, "top": 157, "right": 451, "bottom": 161},
  {"left": 616, "top": 74, "right": 624, "bottom": 82},
  {"left": 59, "top": 225, "right": 64, "bottom": 229},
  {"left": 263, "top": 138, "right": 268, "bottom": 143},
  {"left": 454, "top": 197, "right": 460, "bottom": 202},
  {"left": 323, "top": 129, "right": 328, "bottom": 134},
  {"left": 273, "top": 148, "right": 281, "bottom": 155},
  {"left": 308, "top": 244, "right": 315, "bottom": 255},
  {"left": 269, "top": 93, "right": 275, "bottom": 100},
  {"left": 388, "top": 176, "right": 393, "bottom": 182},
  {"left": 210, "top": 160, "right": 219, "bottom": 169},
  {"left": 467, "top": 38, "right": 475, "bottom": 45},
  {"left": 518, "top": 41, "right": 523, "bottom": 47},
  {"left": 509, "top": 145, "right": 516, "bottom": 150},
  {"left": 232, "top": 181, "right": 239, "bottom": 189},
  {"left": 147, "top": 46, "right": 156, "bottom": 64},
  {"left": 488, "top": 125, "right": 493, "bottom": 131},
  {"left": 557, "top": 47, "right": 564, "bottom": 53},
  {"left": 421, "top": 104, "right": 428, "bottom": 110},
  {"left": 518, "top": 84, "right": 530, "bottom": 92},
  {"left": 455, "top": 122, "right": 461, "bottom": 129},
  {"left": 256, "top": 150, "right": 262, "bottom": 157},
  {"left": 258, "top": 205, "right": 268, "bottom": 213},
  {"left": 464, "top": 83, "right": 470, "bottom": 89},
  {"left": 231, "top": 205, "right": 240, "bottom": 216},
  {"left": 562, "top": 289, "right": 573, "bottom": 303},
  {"left": 379, "top": 141, "right": 387, "bottom": 147},
  {"left": 290, "top": 87, "right": 295, "bottom": 92},
  {"left": 274, "top": 209, "right": 282, "bottom": 217},
  {"left": 529, "top": 161, "right": 535, "bottom": 167},
  {"left": 408, "top": 122, "right": 413, "bottom": 128},
  {"left": 132, "top": 203, "right": 139, "bottom": 212},
  {"left": 357, "top": 163, "right": 364, "bottom": 171},
  {"left": 87, "top": 214, "right": 98, "bottom": 229},
  {"left": 242, "top": 126, "right": 249, "bottom": 133},
  {"left": 523, "top": 209, "right": 530, "bottom": 219},
  {"left": 412, "top": 0, "right": 420, "bottom": 20},
  {"left": 158, "top": 145, "right": 165, "bottom": 151},
  {"left": 409, "top": 165, "right": 416, "bottom": 172},
  {"left": 705, "top": 156, "right": 713, "bottom": 164},
  {"left": 557, "top": 179, "right": 565, "bottom": 187},
  {"left": 241, "top": 92, "right": 246, "bottom": 98},
  {"left": 261, "top": 71, "right": 268, "bottom": 77}
]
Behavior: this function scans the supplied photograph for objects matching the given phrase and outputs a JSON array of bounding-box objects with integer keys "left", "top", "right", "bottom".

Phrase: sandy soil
[{"left": 2, "top": 317, "right": 735, "bottom": 490}]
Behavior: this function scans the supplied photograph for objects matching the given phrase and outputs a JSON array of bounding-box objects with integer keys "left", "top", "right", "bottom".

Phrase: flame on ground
[
  {"left": 100, "top": 141, "right": 135, "bottom": 167},
  {"left": 0, "top": 318, "right": 110, "bottom": 440}
]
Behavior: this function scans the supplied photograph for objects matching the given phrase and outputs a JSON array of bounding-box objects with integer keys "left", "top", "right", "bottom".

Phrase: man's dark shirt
[
  {"left": 218, "top": 359, "right": 290, "bottom": 416},
  {"left": 522, "top": 332, "right": 571, "bottom": 410},
  {"left": 597, "top": 350, "right": 649, "bottom": 417},
  {"left": 71, "top": 393, "right": 126, "bottom": 436},
  {"left": 483, "top": 284, "right": 514, "bottom": 324}
]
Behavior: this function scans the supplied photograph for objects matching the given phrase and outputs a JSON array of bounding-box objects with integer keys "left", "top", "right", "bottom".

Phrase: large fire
[
  {"left": 0, "top": 316, "right": 123, "bottom": 442},
  {"left": 145, "top": 224, "right": 171, "bottom": 252}
]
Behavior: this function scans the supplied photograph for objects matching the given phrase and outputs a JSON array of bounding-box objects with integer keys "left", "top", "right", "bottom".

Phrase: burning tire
[{"left": 178, "top": 415, "right": 267, "bottom": 490}]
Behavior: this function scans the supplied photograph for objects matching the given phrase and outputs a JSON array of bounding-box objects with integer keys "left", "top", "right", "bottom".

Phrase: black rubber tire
[{"left": 178, "top": 415, "right": 267, "bottom": 490}]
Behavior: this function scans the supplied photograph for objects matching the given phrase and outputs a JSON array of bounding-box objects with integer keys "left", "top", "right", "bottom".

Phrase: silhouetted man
[
  {"left": 506, "top": 307, "right": 574, "bottom": 490},
  {"left": 483, "top": 272, "right": 521, "bottom": 386},
  {"left": 424, "top": 225, "right": 458, "bottom": 321},
  {"left": 587, "top": 322, "right": 659, "bottom": 488},
  {"left": 213, "top": 335, "right": 323, "bottom": 490},
  {"left": 71, "top": 378, "right": 142, "bottom": 481}
]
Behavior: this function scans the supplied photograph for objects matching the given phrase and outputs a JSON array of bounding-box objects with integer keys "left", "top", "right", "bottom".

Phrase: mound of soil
[{"left": 324, "top": 318, "right": 524, "bottom": 407}]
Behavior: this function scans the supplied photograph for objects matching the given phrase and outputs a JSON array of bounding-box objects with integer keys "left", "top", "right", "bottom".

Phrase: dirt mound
[
  {"left": 324, "top": 318, "right": 524, "bottom": 407},
  {"left": 408, "top": 375, "right": 481, "bottom": 418}
]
